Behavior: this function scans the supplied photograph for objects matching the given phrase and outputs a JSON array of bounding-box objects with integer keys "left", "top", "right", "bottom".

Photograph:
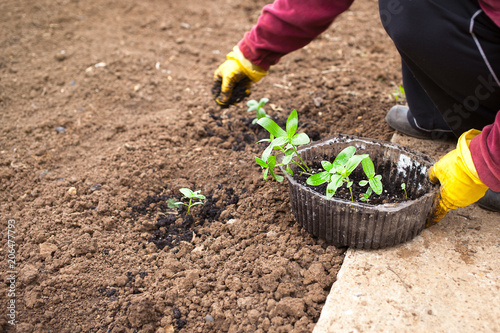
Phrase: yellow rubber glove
[
  {"left": 213, "top": 46, "right": 268, "bottom": 107},
  {"left": 427, "top": 129, "right": 489, "bottom": 227}
]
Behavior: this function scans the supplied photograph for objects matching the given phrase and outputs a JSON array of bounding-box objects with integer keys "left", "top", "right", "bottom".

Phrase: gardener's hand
[
  {"left": 427, "top": 129, "right": 489, "bottom": 227},
  {"left": 213, "top": 46, "right": 268, "bottom": 107}
]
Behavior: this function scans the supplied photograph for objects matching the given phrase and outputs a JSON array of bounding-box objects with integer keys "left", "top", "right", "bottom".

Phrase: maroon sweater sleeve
[
  {"left": 470, "top": 111, "right": 500, "bottom": 191},
  {"left": 238, "top": 0, "right": 354, "bottom": 70},
  {"left": 479, "top": 0, "right": 500, "bottom": 28}
]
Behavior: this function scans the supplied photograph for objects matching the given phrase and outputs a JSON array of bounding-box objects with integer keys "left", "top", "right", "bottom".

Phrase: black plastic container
[{"left": 282, "top": 135, "right": 439, "bottom": 249}]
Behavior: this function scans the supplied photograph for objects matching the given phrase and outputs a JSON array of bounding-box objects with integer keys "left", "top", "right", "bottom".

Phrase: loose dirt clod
[{"left": 212, "top": 78, "right": 251, "bottom": 107}]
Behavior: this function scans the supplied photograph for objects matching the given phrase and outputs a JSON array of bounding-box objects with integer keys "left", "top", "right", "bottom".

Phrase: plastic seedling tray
[{"left": 282, "top": 135, "right": 439, "bottom": 249}]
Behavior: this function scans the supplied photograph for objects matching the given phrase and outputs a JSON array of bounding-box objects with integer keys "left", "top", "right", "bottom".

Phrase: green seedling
[
  {"left": 360, "top": 187, "right": 373, "bottom": 202},
  {"left": 346, "top": 180, "right": 354, "bottom": 201},
  {"left": 359, "top": 157, "right": 383, "bottom": 202},
  {"left": 401, "top": 183, "right": 407, "bottom": 199},
  {"left": 391, "top": 84, "right": 406, "bottom": 101},
  {"left": 168, "top": 188, "right": 205, "bottom": 215},
  {"left": 255, "top": 109, "right": 311, "bottom": 182},
  {"left": 247, "top": 98, "right": 270, "bottom": 124},
  {"left": 306, "top": 146, "right": 368, "bottom": 199},
  {"left": 255, "top": 155, "right": 284, "bottom": 183}
]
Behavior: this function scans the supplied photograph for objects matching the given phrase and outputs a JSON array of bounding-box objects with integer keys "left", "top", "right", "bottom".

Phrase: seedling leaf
[
  {"left": 193, "top": 192, "right": 206, "bottom": 200},
  {"left": 261, "top": 143, "right": 275, "bottom": 164},
  {"left": 345, "top": 154, "right": 368, "bottom": 174},
  {"left": 263, "top": 168, "right": 269, "bottom": 181},
  {"left": 369, "top": 177, "right": 383, "bottom": 195},
  {"left": 271, "top": 136, "right": 288, "bottom": 147},
  {"left": 359, "top": 180, "right": 369, "bottom": 186},
  {"left": 255, "top": 156, "right": 268, "bottom": 168},
  {"left": 361, "top": 187, "right": 373, "bottom": 202},
  {"left": 247, "top": 100, "right": 258, "bottom": 111},
  {"left": 333, "top": 146, "right": 356, "bottom": 167},
  {"left": 306, "top": 171, "right": 330, "bottom": 186},
  {"left": 270, "top": 172, "right": 284, "bottom": 183},
  {"left": 256, "top": 108, "right": 267, "bottom": 119},
  {"left": 321, "top": 161, "right": 333, "bottom": 172},
  {"left": 361, "top": 157, "right": 375, "bottom": 178},
  {"left": 267, "top": 155, "right": 277, "bottom": 169},
  {"left": 326, "top": 174, "right": 345, "bottom": 199},
  {"left": 179, "top": 188, "right": 194, "bottom": 198},
  {"left": 331, "top": 174, "right": 344, "bottom": 189},
  {"left": 257, "top": 117, "right": 287, "bottom": 138},
  {"left": 281, "top": 150, "right": 295, "bottom": 165},
  {"left": 167, "top": 198, "right": 182, "bottom": 209},
  {"left": 258, "top": 97, "right": 269, "bottom": 108},
  {"left": 290, "top": 133, "right": 310, "bottom": 146},
  {"left": 286, "top": 110, "right": 298, "bottom": 138}
]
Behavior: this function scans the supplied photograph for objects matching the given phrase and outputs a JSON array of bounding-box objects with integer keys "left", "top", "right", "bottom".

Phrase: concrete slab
[{"left": 314, "top": 133, "right": 500, "bottom": 333}]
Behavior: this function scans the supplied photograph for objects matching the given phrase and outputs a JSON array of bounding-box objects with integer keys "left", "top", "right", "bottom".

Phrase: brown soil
[{"left": 0, "top": 0, "right": 402, "bottom": 332}]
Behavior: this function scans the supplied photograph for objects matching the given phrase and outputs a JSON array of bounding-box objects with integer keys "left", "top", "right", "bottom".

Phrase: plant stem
[
  {"left": 293, "top": 146, "right": 310, "bottom": 172},
  {"left": 349, "top": 187, "right": 353, "bottom": 201},
  {"left": 277, "top": 145, "right": 310, "bottom": 174},
  {"left": 292, "top": 160, "right": 309, "bottom": 174},
  {"left": 187, "top": 198, "right": 192, "bottom": 215}
]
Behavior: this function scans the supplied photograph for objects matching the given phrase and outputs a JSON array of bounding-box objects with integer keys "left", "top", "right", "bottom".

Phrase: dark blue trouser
[{"left": 379, "top": 0, "right": 500, "bottom": 139}]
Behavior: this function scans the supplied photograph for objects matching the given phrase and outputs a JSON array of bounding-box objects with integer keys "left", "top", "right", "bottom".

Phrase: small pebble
[
  {"left": 67, "top": 187, "right": 77, "bottom": 196},
  {"left": 55, "top": 51, "right": 67, "bottom": 61},
  {"left": 90, "top": 184, "right": 102, "bottom": 192},
  {"left": 105, "top": 288, "right": 117, "bottom": 297},
  {"left": 205, "top": 315, "right": 214, "bottom": 322},
  {"left": 56, "top": 126, "right": 66, "bottom": 134},
  {"left": 313, "top": 97, "right": 323, "bottom": 107},
  {"left": 176, "top": 319, "right": 187, "bottom": 329}
]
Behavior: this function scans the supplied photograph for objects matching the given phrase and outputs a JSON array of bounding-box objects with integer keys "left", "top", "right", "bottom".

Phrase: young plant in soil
[
  {"left": 168, "top": 188, "right": 205, "bottom": 215},
  {"left": 305, "top": 146, "right": 384, "bottom": 202},
  {"left": 306, "top": 146, "right": 368, "bottom": 199},
  {"left": 391, "top": 84, "right": 406, "bottom": 102},
  {"left": 253, "top": 109, "right": 388, "bottom": 203},
  {"left": 247, "top": 97, "right": 270, "bottom": 124},
  {"left": 359, "top": 156, "right": 383, "bottom": 202},
  {"left": 401, "top": 183, "right": 408, "bottom": 200},
  {"left": 255, "top": 109, "right": 311, "bottom": 182}
]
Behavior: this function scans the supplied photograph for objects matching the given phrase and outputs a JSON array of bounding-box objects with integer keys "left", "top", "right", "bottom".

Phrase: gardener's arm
[
  {"left": 469, "top": 112, "right": 500, "bottom": 191},
  {"left": 213, "top": 0, "right": 354, "bottom": 106},
  {"left": 427, "top": 112, "right": 500, "bottom": 226}
]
